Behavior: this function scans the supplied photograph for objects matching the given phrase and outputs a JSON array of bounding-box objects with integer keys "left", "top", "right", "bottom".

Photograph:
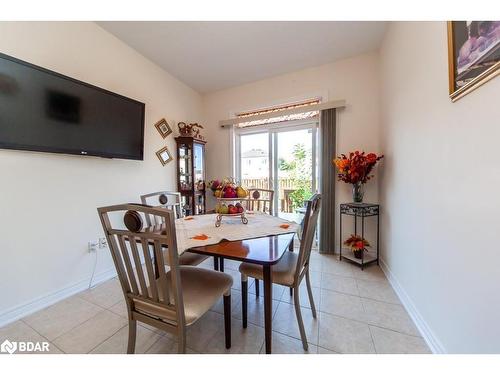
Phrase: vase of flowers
[
  {"left": 343, "top": 234, "right": 370, "bottom": 259},
  {"left": 333, "top": 151, "right": 383, "bottom": 203}
]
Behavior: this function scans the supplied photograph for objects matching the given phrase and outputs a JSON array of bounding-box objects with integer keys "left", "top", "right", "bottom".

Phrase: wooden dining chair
[
  {"left": 141, "top": 191, "right": 183, "bottom": 221},
  {"left": 141, "top": 191, "right": 210, "bottom": 268},
  {"left": 245, "top": 188, "right": 274, "bottom": 215},
  {"left": 238, "top": 194, "right": 321, "bottom": 350},
  {"left": 244, "top": 188, "right": 275, "bottom": 297},
  {"left": 97, "top": 204, "right": 232, "bottom": 353}
]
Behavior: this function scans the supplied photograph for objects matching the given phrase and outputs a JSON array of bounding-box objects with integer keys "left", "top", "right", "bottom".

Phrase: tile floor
[{"left": 0, "top": 250, "right": 431, "bottom": 354}]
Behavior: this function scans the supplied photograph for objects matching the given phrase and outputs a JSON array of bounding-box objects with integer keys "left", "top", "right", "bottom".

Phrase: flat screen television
[{"left": 0, "top": 52, "right": 145, "bottom": 160}]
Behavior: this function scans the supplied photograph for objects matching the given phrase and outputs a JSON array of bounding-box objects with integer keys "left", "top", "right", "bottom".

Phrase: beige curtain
[{"left": 319, "top": 108, "right": 336, "bottom": 254}]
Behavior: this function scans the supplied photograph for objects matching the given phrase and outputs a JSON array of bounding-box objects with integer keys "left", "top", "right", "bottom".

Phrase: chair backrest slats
[
  {"left": 97, "top": 203, "right": 186, "bottom": 326},
  {"left": 245, "top": 188, "right": 274, "bottom": 215},
  {"left": 117, "top": 234, "right": 140, "bottom": 295},
  {"left": 141, "top": 191, "right": 183, "bottom": 225},
  {"left": 140, "top": 238, "right": 159, "bottom": 302},
  {"left": 153, "top": 239, "right": 170, "bottom": 304},
  {"left": 128, "top": 235, "right": 148, "bottom": 297},
  {"left": 295, "top": 194, "right": 321, "bottom": 280}
]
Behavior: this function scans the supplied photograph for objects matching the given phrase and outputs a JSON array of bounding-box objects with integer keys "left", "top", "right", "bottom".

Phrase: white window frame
[{"left": 234, "top": 118, "right": 319, "bottom": 215}]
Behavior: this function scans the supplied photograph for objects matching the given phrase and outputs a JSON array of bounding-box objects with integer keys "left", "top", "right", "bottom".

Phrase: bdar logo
[{"left": 1, "top": 339, "right": 17, "bottom": 354}]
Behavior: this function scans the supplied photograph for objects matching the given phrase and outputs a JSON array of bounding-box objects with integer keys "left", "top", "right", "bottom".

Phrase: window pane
[{"left": 240, "top": 132, "right": 269, "bottom": 189}]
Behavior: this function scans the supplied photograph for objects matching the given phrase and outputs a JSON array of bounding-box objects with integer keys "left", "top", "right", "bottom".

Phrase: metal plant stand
[{"left": 339, "top": 203, "right": 380, "bottom": 270}]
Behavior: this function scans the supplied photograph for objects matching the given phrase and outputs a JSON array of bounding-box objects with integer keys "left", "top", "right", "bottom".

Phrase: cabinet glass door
[{"left": 178, "top": 143, "right": 192, "bottom": 191}]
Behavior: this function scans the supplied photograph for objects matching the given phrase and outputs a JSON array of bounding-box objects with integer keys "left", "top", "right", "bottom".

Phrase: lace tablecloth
[{"left": 175, "top": 212, "right": 299, "bottom": 254}]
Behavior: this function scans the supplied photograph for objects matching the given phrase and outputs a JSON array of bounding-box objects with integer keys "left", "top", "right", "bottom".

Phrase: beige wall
[
  {"left": 0, "top": 22, "right": 202, "bottom": 324},
  {"left": 379, "top": 21, "right": 500, "bottom": 353},
  {"left": 202, "top": 52, "right": 382, "bottom": 250}
]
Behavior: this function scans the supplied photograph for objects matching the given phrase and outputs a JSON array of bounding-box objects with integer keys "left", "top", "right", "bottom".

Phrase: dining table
[{"left": 145, "top": 211, "right": 299, "bottom": 354}]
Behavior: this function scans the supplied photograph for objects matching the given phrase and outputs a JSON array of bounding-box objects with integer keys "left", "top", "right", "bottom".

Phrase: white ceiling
[{"left": 98, "top": 21, "right": 386, "bottom": 94}]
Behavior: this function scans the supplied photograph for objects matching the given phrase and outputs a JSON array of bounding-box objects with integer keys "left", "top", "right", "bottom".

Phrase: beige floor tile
[
  {"left": 321, "top": 273, "right": 359, "bottom": 296},
  {"left": 272, "top": 302, "right": 319, "bottom": 345},
  {"left": 308, "top": 271, "right": 322, "bottom": 288},
  {"left": 356, "top": 279, "right": 401, "bottom": 304},
  {"left": 317, "top": 346, "right": 339, "bottom": 354},
  {"left": 211, "top": 290, "right": 242, "bottom": 315},
  {"left": 261, "top": 332, "right": 318, "bottom": 354},
  {"left": 318, "top": 313, "right": 375, "bottom": 354},
  {"left": 79, "top": 278, "right": 124, "bottom": 309},
  {"left": 308, "top": 258, "right": 322, "bottom": 272},
  {"left": 222, "top": 259, "right": 242, "bottom": 271},
  {"left": 248, "top": 281, "right": 285, "bottom": 301},
  {"left": 370, "top": 326, "right": 430, "bottom": 354},
  {"left": 108, "top": 300, "right": 128, "bottom": 318},
  {"left": 361, "top": 298, "right": 420, "bottom": 336},
  {"left": 184, "top": 311, "right": 224, "bottom": 353},
  {"left": 321, "top": 257, "right": 355, "bottom": 277},
  {"left": 0, "top": 320, "right": 62, "bottom": 354},
  {"left": 319, "top": 289, "right": 366, "bottom": 322},
  {"left": 145, "top": 336, "right": 198, "bottom": 354},
  {"left": 232, "top": 294, "right": 279, "bottom": 328},
  {"left": 350, "top": 265, "right": 386, "bottom": 281},
  {"left": 53, "top": 310, "right": 127, "bottom": 353},
  {"left": 205, "top": 320, "right": 264, "bottom": 354},
  {"left": 280, "top": 283, "right": 320, "bottom": 311},
  {"left": 90, "top": 324, "right": 162, "bottom": 354},
  {"left": 23, "top": 295, "right": 103, "bottom": 341}
]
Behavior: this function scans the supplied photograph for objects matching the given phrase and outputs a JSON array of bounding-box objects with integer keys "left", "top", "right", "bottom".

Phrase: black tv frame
[{"left": 0, "top": 52, "right": 146, "bottom": 160}]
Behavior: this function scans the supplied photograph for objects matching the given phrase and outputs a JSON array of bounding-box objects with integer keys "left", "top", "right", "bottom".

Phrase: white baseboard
[
  {"left": 0, "top": 267, "right": 117, "bottom": 328},
  {"left": 379, "top": 258, "right": 446, "bottom": 354}
]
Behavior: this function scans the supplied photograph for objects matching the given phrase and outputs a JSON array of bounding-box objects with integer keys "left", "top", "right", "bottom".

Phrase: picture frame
[
  {"left": 154, "top": 118, "right": 172, "bottom": 138},
  {"left": 447, "top": 21, "right": 500, "bottom": 102},
  {"left": 156, "top": 146, "right": 173, "bottom": 166}
]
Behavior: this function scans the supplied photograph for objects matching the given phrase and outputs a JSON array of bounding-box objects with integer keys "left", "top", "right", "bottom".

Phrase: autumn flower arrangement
[
  {"left": 333, "top": 151, "right": 383, "bottom": 202},
  {"left": 343, "top": 234, "right": 370, "bottom": 259}
]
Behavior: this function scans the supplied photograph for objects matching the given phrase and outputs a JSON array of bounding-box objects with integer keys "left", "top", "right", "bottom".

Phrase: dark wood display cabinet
[{"left": 175, "top": 136, "right": 206, "bottom": 216}]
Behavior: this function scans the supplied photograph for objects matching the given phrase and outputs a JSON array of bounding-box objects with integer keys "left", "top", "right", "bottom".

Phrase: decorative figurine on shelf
[
  {"left": 177, "top": 122, "right": 205, "bottom": 140},
  {"left": 196, "top": 180, "right": 205, "bottom": 191},
  {"left": 343, "top": 234, "right": 371, "bottom": 259},
  {"left": 333, "top": 151, "right": 383, "bottom": 203}
]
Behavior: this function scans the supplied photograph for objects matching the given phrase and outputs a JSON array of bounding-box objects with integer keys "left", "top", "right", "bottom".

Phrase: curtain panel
[{"left": 319, "top": 108, "right": 336, "bottom": 254}]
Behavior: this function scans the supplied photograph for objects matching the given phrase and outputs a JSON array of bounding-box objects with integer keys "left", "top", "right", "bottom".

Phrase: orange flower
[{"left": 334, "top": 158, "right": 349, "bottom": 172}]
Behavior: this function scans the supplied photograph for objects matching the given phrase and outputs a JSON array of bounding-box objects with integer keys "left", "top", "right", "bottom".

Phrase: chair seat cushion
[
  {"left": 165, "top": 266, "right": 232, "bottom": 325},
  {"left": 239, "top": 252, "right": 298, "bottom": 287},
  {"left": 134, "top": 266, "right": 232, "bottom": 325}
]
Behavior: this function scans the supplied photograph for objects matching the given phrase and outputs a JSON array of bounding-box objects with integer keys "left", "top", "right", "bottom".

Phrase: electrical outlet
[
  {"left": 88, "top": 241, "right": 98, "bottom": 253},
  {"left": 99, "top": 237, "right": 107, "bottom": 249}
]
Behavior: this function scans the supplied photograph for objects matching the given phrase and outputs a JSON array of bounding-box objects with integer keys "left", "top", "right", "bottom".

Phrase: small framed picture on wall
[
  {"left": 447, "top": 21, "right": 500, "bottom": 101},
  {"left": 156, "top": 146, "right": 173, "bottom": 166},
  {"left": 154, "top": 118, "right": 173, "bottom": 138}
]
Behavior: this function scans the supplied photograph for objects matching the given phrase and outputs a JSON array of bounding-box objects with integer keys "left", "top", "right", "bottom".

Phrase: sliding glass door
[{"left": 235, "top": 121, "right": 318, "bottom": 220}]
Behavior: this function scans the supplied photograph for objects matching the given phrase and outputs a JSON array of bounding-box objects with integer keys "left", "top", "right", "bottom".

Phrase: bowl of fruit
[{"left": 213, "top": 178, "right": 249, "bottom": 227}]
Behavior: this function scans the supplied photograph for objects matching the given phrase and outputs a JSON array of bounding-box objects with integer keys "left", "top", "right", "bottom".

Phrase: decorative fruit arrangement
[
  {"left": 211, "top": 178, "right": 249, "bottom": 227},
  {"left": 209, "top": 177, "right": 248, "bottom": 199},
  {"left": 215, "top": 202, "right": 245, "bottom": 215}
]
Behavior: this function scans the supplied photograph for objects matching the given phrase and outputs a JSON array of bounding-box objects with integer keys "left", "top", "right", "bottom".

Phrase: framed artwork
[
  {"left": 156, "top": 146, "right": 173, "bottom": 166},
  {"left": 154, "top": 118, "right": 172, "bottom": 138},
  {"left": 447, "top": 21, "right": 500, "bottom": 101}
]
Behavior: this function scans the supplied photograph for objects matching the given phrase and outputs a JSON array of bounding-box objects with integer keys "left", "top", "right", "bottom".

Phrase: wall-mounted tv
[{"left": 0, "top": 52, "right": 145, "bottom": 160}]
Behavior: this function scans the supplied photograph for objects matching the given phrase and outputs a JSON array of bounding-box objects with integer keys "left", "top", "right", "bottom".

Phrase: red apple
[{"left": 237, "top": 206, "right": 244, "bottom": 213}]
